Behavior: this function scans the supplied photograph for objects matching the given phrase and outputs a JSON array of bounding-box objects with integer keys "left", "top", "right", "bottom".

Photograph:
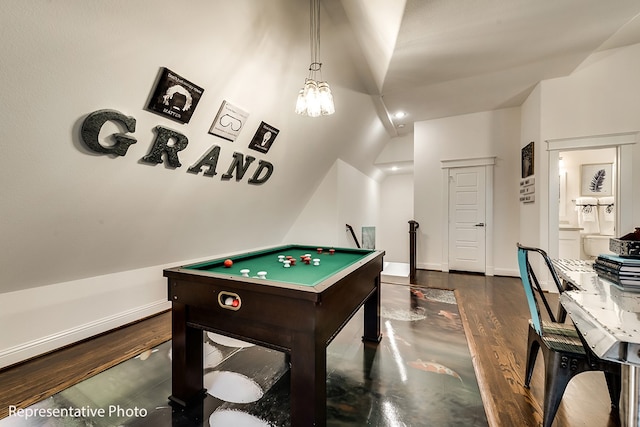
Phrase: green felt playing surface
[{"left": 186, "top": 245, "right": 373, "bottom": 287}]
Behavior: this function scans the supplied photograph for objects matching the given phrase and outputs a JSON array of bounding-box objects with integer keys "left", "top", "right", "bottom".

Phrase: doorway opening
[{"left": 558, "top": 148, "right": 616, "bottom": 260}]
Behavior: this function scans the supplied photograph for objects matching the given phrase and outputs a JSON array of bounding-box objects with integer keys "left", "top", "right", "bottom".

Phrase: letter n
[{"left": 221, "top": 152, "right": 255, "bottom": 181}]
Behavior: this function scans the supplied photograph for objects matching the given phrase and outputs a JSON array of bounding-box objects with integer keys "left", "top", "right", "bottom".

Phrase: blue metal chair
[{"left": 516, "top": 243, "right": 620, "bottom": 427}]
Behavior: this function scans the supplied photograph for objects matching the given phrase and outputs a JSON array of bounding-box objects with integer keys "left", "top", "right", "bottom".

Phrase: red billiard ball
[{"left": 223, "top": 259, "right": 233, "bottom": 268}]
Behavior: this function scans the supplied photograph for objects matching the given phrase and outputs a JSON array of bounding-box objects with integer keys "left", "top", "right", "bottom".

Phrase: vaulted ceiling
[{"left": 332, "top": 0, "right": 640, "bottom": 136}]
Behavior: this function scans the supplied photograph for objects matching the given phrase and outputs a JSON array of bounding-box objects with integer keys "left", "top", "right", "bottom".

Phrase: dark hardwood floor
[
  {"left": 418, "top": 270, "right": 620, "bottom": 427},
  {"left": 0, "top": 311, "right": 172, "bottom": 420},
  {"left": 0, "top": 270, "right": 622, "bottom": 426}
]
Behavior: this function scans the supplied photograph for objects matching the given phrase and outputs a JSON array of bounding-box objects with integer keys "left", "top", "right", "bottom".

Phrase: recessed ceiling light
[
  {"left": 394, "top": 111, "right": 406, "bottom": 119},
  {"left": 397, "top": 124, "right": 405, "bottom": 128}
]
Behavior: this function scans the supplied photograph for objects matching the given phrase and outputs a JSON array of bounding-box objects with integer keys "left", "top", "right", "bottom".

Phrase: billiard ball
[{"left": 223, "top": 259, "right": 233, "bottom": 267}]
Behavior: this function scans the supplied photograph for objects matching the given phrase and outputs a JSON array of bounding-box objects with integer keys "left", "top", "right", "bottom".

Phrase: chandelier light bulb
[
  {"left": 302, "top": 79, "right": 321, "bottom": 117},
  {"left": 317, "top": 81, "right": 335, "bottom": 115},
  {"left": 295, "top": 88, "right": 307, "bottom": 115}
]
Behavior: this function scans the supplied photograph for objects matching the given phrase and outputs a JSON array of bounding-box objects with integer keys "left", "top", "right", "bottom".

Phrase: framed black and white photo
[
  {"left": 521, "top": 141, "right": 534, "bottom": 178},
  {"left": 581, "top": 163, "right": 613, "bottom": 196},
  {"left": 147, "top": 67, "right": 204, "bottom": 124},
  {"left": 248, "top": 122, "right": 279, "bottom": 154}
]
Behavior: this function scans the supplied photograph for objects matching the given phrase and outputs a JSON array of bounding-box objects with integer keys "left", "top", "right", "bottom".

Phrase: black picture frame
[
  {"left": 521, "top": 141, "right": 534, "bottom": 178},
  {"left": 248, "top": 122, "right": 279, "bottom": 154},
  {"left": 147, "top": 68, "right": 204, "bottom": 124}
]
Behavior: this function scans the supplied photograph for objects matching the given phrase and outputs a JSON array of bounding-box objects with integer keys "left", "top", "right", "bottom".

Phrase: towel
[
  {"left": 598, "top": 196, "right": 614, "bottom": 206},
  {"left": 575, "top": 197, "right": 598, "bottom": 221},
  {"left": 576, "top": 197, "right": 598, "bottom": 207},
  {"left": 576, "top": 197, "right": 599, "bottom": 233},
  {"left": 598, "top": 196, "right": 615, "bottom": 233}
]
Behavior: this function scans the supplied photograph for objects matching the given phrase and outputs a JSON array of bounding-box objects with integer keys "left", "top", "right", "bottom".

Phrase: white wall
[
  {"left": 375, "top": 133, "right": 414, "bottom": 164},
  {"left": 414, "top": 108, "right": 521, "bottom": 275},
  {"left": 337, "top": 160, "right": 381, "bottom": 248},
  {"left": 519, "top": 85, "right": 543, "bottom": 249},
  {"left": 285, "top": 159, "right": 381, "bottom": 249},
  {"left": 518, "top": 43, "right": 640, "bottom": 255},
  {"left": 539, "top": 43, "right": 640, "bottom": 231},
  {"left": 285, "top": 162, "right": 341, "bottom": 245},
  {"left": 0, "top": 1, "right": 390, "bottom": 367},
  {"left": 378, "top": 173, "right": 414, "bottom": 262},
  {"left": 516, "top": 42, "right": 640, "bottom": 291}
]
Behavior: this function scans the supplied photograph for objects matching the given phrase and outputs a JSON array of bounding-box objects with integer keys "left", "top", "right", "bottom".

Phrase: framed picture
[
  {"left": 248, "top": 122, "right": 279, "bottom": 154},
  {"left": 147, "top": 67, "right": 204, "bottom": 124},
  {"left": 581, "top": 163, "right": 613, "bottom": 196},
  {"left": 521, "top": 141, "right": 534, "bottom": 178},
  {"left": 209, "top": 100, "right": 249, "bottom": 142}
]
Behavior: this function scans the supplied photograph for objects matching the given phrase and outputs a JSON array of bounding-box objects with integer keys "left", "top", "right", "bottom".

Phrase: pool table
[{"left": 164, "top": 244, "right": 385, "bottom": 426}]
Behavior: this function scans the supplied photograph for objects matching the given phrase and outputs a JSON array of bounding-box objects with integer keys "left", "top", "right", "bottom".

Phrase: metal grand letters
[{"left": 80, "top": 109, "right": 274, "bottom": 185}]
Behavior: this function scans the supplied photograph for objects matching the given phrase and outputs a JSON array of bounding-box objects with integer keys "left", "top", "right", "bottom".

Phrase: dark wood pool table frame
[{"left": 164, "top": 246, "right": 385, "bottom": 426}]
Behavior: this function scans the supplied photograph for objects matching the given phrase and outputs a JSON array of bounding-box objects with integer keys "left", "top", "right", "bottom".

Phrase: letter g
[{"left": 81, "top": 109, "right": 137, "bottom": 156}]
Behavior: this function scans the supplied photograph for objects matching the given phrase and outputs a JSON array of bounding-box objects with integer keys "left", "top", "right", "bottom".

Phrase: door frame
[
  {"left": 546, "top": 132, "right": 637, "bottom": 258},
  {"left": 441, "top": 156, "right": 496, "bottom": 276}
]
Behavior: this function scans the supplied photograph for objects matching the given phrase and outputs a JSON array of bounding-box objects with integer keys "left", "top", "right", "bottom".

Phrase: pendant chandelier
[{"left": 295, "top": 0, "right": 335, "bottom": 117}]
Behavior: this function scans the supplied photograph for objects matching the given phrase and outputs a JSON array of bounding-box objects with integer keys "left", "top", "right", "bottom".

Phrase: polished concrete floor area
[{"left": 1, "top": 284, "right": 486, "bottom": 426}]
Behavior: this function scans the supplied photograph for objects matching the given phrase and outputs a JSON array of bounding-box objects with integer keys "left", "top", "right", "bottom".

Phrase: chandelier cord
[{"left": 309, "top": 0, "right": 322, "bottom": 79}]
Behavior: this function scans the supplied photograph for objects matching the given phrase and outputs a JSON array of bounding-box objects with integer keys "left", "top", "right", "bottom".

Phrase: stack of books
[{"left": 594, "top": 253, "right": 640, "bottom": 291}]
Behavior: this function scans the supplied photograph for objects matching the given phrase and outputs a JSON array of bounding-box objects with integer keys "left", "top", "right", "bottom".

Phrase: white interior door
[{"left": 448, "top": 166, "right": 486, "bottom": 273}]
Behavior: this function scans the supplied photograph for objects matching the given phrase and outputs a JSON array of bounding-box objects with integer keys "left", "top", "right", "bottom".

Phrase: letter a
[{"left": 188, "top": 145, "right": 221, "bottom": 177}]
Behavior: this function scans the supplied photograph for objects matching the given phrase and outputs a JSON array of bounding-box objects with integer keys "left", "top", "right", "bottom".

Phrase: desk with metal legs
[{"left": 555, "top": 259, "right": 640, "bottom": 427}]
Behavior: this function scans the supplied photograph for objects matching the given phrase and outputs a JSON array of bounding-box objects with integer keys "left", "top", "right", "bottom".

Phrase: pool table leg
[
  {"left": 169, "top": 302, "right": 206, "bottom": 407},
  {"left": 362, "top": 275, "right": 382, "bottom": 343},
  {"left": 291, "top": 331, "right": 326, "bottom": 426}
]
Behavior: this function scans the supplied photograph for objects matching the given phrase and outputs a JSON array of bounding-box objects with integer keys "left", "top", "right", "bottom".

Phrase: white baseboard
[
  {"left": 0, "top": 260, "right": 187, "bottom": 369},
  {"left": 417, "top": 262, "right": 441, "bottom": 271},
  {"left": 0, "top": 299, "right": 170, "bottom": 369},
  {"left": 0, "top": 249, "right": 286, "bottom": 369},
  {"left": 417, "top": 263, "right": 519, "bottom": 278},
  {"left": 492, "top": 267, "right": 520, "bottom": 277}
]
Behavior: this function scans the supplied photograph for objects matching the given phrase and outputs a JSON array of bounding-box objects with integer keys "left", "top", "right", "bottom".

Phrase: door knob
[{"left": 474, "top": 223, "right": 485, "bottom": 227}]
